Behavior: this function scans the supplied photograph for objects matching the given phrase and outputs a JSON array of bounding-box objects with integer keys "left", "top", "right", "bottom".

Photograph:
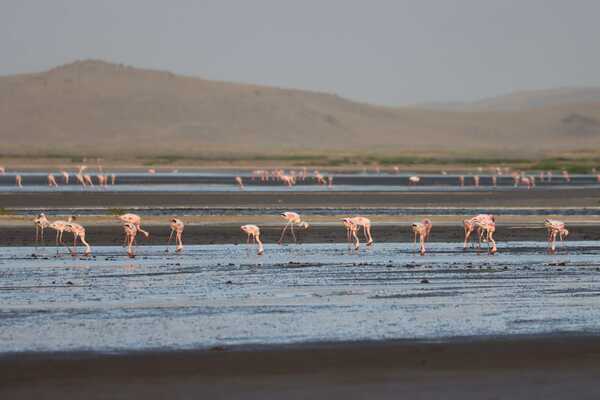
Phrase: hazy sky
[{"left": 2, "top": 0, "right": 599, "bottom": 105}]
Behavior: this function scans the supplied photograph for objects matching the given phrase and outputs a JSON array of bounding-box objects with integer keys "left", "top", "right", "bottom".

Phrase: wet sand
[
  {"left": 3, "top": 336, "right": 600, "bottom": 399},
  {"left": 3, "top": 187, "right": 600, "bottom": 208}
]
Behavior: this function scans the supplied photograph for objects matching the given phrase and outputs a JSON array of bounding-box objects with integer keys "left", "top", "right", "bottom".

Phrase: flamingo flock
[{"left": 30, "top": 210, "right": 570, "bottom": 258}]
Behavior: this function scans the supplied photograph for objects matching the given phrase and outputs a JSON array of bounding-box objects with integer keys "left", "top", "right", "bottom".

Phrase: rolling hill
[{"left": 1, "top": 60, "right": 599, "bottom": 158}]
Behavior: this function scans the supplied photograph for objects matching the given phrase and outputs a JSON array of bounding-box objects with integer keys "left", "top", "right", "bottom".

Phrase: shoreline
[{"left": 3, "top": 334, "right": 600, "bottom": 399}]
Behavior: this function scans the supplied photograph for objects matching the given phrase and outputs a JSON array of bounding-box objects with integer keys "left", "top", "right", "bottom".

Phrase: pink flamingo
[
  {"left": 547, "top": 171, "right": 553, "bottom": 183},
  {"left": 241, "top": 224, "right": 264, "bottom": 255},
  {"left": 562, "top": 170, "right": 570, "bottom": 183},
  {"left": 314, "top": 171, "right": 327, "bottom": 185},
  {"left": 168, "top": 218, "right": 185, "bottom": 252},
  {"left": 344, "top": 216, "right": 374, "bottom": 247},
  {"left": 118, "top": 214, "right": 150, "bottom": 244},
  {"left": 123, "top": 222, "right": 138, "bottom": 257},
  {"left": 33, "top": 213, "right": 50, "bottom": 246},
  {"left": 328, "top": 176, "right": 333, "bottom": 188},
  {"left": 66, "top": 220, "right": 91, "bottom": 256},
  {"left": 16, "top": 175, "right": 22, "bottom": 188},
  {"left": 61, "top": 171, "right": 69, "bottom": 184},
  {"left": 408, "top": 176, "right": 420, "bottom": 186},
  {"left": 411, "top": 219, "right": 432, "bottom": 255},
  {"left": 342, "top": 218, "right": 361, "bottom": 250},
  {"left": 544, "top": 219, "right": 569, "bottom": 253},
  {"left": 393, "top": 166, "right": 400, "bottom": 174},
  {"left": 48, "top": 174, "right": 59, "bottom": 187},
  {"left": 280, "top": 175, "right": 295, "bottom": 187},
  {"left": 475, "top": 219, "right": 497, "bottom": 254},
  {"left": 473, "top": 175, "right": 480, "bottom": 187},
  {"left": 148, "top": 168, "right": 156, "bottom": 174},
  {"left": 463, "top": 214, "right": 495, "bottom": 250},
  {"left": 48, "top": 216, "right": 74, "bottom": 251},
  {"left": 75, "top": 173, "right": 86, "bottom": 187},
  {"left": 235, "top": 176, "right": 244, "bottom": 190},
  {"left": 83, "top": 174, "right": 94, "bottom": 186},
  {"left": 491, "top": 175, "right": 497, "bottom": 187},
  {"left": 458, "top": 176, "right": 465, "bottom": 187},
  {"left": 111, "top": 174, "right": 116, "bottom": 185},
  {"left": 0, "top": 166, "right": 5, "bottom": 175},
  {"left": 278, "top": 212, "right": 309, "bottom": 244}
]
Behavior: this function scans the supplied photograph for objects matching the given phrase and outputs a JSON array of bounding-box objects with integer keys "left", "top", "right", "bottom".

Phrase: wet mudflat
[{"left": 2, "top": 242, "right": 600, "bottom": 353}]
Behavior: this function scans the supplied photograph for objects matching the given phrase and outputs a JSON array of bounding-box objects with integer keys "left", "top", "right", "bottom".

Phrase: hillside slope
[{"left": 1, "top": 60, "right": 599, "bottom": 157}]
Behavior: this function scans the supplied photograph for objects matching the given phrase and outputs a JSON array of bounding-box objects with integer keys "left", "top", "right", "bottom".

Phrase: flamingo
[
  {"left": 48, "top": 174, "right": 59, "bottom": 187},
  {"left": 544, "top": 219, "right": 569, "bottom": 253},
  {"left": 343, "top": 216, "right": 374, "bottom": 248},
  {"left": 342, "top": 218, "right": 361, "bottom": 250},
  {"left": 473, "top": 175, "right": 480, "bottom": 187},
  {"left": 148, "top": 168, "right": 156, "bottom": 174},
  {"left": 458, "top": 176, "right": 465, "bottom": 187},
  {"left": 411, "top": 219, "right": 432, "bottom": 255},
  {"left": 75, "top": 173, "right": 86, "bottom": 187},
  {"left": 328, "top": 176, "right": 333, "bottom": 188},
  {"left": 491, "top": 175, "right": 497, "bottom": 187},
  {"left": 33, "top": 213, "right": 50, "bottom": 247},
  {"left": 168, "top": 218, "right": 185, "bottom": 252},
  {"left": 475, "top": 219, "right": 497, "bottom": 254},
  {"left": 278, "top": 212, "right": 309, "bottom": 244},
  {"left": 48, "top": 216, "right": 74, "bottom": 252},
  {"left": 61, "top": 171, "right": 69, "bottom": 184},
  {"left": 65, "top": 220, "right": 91, "bottom": 256},
  {"left": 16, "top": 175, "right": 22, "bottom": 188},
  {"left": 562, "top": 170, "right": 570, "bottom": 183},
  {"left": 241, "top": 224, "right": 264, "bottom": 255},
  {"left": 281, "top": 175, "right": 295, "bottom": 187},
  {"left": 123, "top": 222, "right": 139, "bottom": 257},
  {"left": 408, "top": 176, "right": 420, "bottom": 186},
  {"left": 118, "top": 213, "right": 150, "bottom": 244},
  {"left": 235, "top": 176, "right": 244, "bottom": 190},
  {"left": 463, "top": 214, "right": 495, "bottom": 250},
  {"left": 0, "top": 166, "right": 5, "bottom": 175},
  {"left": 83, "top": 174, "right": 94, "bottom": 186},
  {"left": 314, "top": 171, "right": 327, "bottom": 185},
  {"left": 111, "top": 174, "right": 116, "bottom": 185}
]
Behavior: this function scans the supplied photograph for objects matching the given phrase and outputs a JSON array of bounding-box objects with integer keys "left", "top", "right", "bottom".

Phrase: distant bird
[
  {"left": 0, "top": 166, "right": 5, "bottom": 175},
  {"left": 66, "top": 220, "right": 91, "bottom": 256},
  {"left": 342, "top": 216, "right": 373, "bottom": 249},
  {"left": 148, "top": 168, "right": 156, "bottom": 174},
  {"left": 111, "top": 174, "right": 116, "bottom": 185},
  {"left": 278, "top": 212, "right": 309, "bottom": 244},
  {"left": 49, "top": 217, "right": 74, "bottom": 251},
  {"left": 123, "top": 222, "right": 139, "bottom": 258},
  {"left": 544, "top": 219, "right": 569, "bottom": 253},
  {"left": 463, "top": 214, "right": 495, "bottom": 250},
  {"left": 168, "top": 218, "right": 185, "bottom": 252},
  {"left": 411, "top": 219, "right": 432, "bottom": 255},
  {"left": 48, "top": 174, "right": 59, "bottom": 187},
  {"left": 562, "top": 170, "right": 571, "bottom": 183},
  {"left": 15, "top": 175, "right": 22, "bottom": 188},
  {"left": 33, "top": 213, "right": 50, "bottom": 246},
  {"left": 83, "top": 174, "right": 94, "bottom": 186},
  {"left": 342, "top": 218, "right": 360, "bottom": 250},
  {"left": 118, "top": 213, "right": 150, "bottom": 244},
  {"left": 235, "top": 176, "right": 244, "bottom": 190},
  {"left": 491, "top": 175, "right": 497, "bottom": 187},
  {"left": 314, "top": 171, "right": 327, "bottom": 185},
  {"left": 241, "top": 224, "right": 264, "bottom": 255},
  {"left": 458, "top": 176, "right": 465, "bottom": 187},
  {"left": 328, "top": 176, "right": 333, "bottom": 188},
  {"left": 473, "top": 175, "right": 480, "bottom": 187},
  {"left": 75, "top": 173, "right": 86, "bottom": 187},
  {"left": 408, "top": 176, "right": 420, "bottom": 186},
  {"left": 61, "top": 171, "right": 69, "bottom": 184}
]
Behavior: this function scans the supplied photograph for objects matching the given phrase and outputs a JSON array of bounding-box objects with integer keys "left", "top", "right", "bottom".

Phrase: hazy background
[{"left": 2, "top": 0, "right": 600, "bottom": 105}]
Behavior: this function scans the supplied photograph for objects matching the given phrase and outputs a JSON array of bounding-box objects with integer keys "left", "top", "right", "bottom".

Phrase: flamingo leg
[
  {"left": 290, "top": 224, "right": 296, "bottom": 243},
  {"left": 278, "top": 222, "right": 290, "bottom": 244},
  {"left": 167, "top": 229, "right": 174, "bottom": 250}
]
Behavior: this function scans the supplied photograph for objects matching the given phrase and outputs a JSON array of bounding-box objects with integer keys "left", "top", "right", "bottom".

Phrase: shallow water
[{"left": 1, "top": 242, "right": 600, "bottom": 353}]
